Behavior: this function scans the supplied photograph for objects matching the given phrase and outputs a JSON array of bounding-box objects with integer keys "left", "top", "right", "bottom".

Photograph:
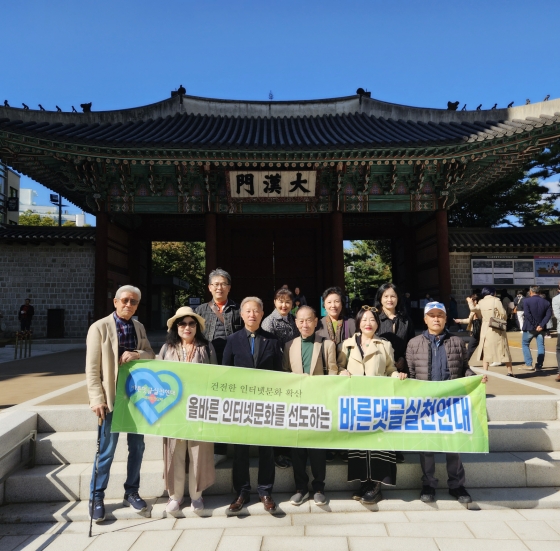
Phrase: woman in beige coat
[
  {"left": 468, "top": 286, "right": 514, "bottom": 377},
  {"left": 158, "top": 307, "right": 217, "bottom": 514},
  {"left": 338, "top": 306, "right": 407, "bottom": 505}
]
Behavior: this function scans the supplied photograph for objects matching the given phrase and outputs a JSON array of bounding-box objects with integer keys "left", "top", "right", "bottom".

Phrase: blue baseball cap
[{"left": 424, "top": 301, "right": 446, "bottom": 314}]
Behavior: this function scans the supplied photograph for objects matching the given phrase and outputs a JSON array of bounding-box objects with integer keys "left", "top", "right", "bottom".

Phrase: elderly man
[
  {"left": 196, "top": 268, "right": 243, "bottom": 463},
  {"left": 521, "top": 286, "right": 552, "bottom": 372},
  {"left": 86, "top": 285, "right": 155, "bottom": 523},
  {"left": 406, "top": 301, "right": 486, "bottom": 504},
  {"left": 222, "top": 297, "right": 282, "bottom": 513},
  {"left": 553, "top": 285, "right": 560, "bottom": 382},
  {"left": 283, "top": 305, "right": 338, "bottom": 506}
]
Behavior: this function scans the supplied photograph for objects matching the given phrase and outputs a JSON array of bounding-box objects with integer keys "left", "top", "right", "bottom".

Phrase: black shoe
[
  {"left": 449, "top": 486, "right": 472, "bottom": 504},
  {"left": 352, "top": 488, "right": 364, "bottom": 501},
  {"left": 89, "top": 499, "right": 105, "bottom": 523},
  {"left": 420, "top": 485, "right": 436, "bottom": 503},
  {"left": 325, "top": 451, "right": 336, "bottom": 462},
  {"left": 395, "top": 451, "right": 405, "bottom": 463},
  {"left": 123, "top": 492, "right": 147, "bottom": 512},
  {"left": 360, "top": 483, "right": 383, "bottom": 505},
  {"left": 274, "top": 455, "right": 292, "bottom": 469}
]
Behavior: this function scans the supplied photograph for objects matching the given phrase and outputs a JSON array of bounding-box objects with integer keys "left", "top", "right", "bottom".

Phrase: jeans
[
  {"left": 89, "top": 412, "right": 145, "bottom": 501},
  {"left": 522, "top": 331, "right": 545, "bottom": 369}
]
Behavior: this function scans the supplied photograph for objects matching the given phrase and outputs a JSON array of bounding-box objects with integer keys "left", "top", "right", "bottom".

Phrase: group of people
[{"left": 85, "top": 270, "right": 483, "bottom": 523}]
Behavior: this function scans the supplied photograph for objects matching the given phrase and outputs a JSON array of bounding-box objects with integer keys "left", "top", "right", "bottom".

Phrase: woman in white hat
[{"left": 158, "top": 307, "right": 217, "bottom": 514}]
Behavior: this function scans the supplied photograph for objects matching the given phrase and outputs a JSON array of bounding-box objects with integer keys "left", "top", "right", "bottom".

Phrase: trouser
[
  {"left": 20, "top": 319, "right": 31, "bottom": 331},
  {"left": 291, "top": 448, "right": 326, "bottom": 493},
  {"left": 556, "top": 331, "right": 560, "bottom": 375},
  {"left": 214, "top": 443, "right": 228, "bottom": 455},
  {"left": 419, "top": 452, "right": 465, "bottom": 490},
  {"left": 90, "top": 412, "right": 145, "bottom": 501},
  {"left": 465, "top": 335, "right": 479, "bottom": 362},
  {"left": 232, "top": 445, "right": 275, "bottom": 497},
  {"left": 170, "top": 439, "right": 202, "bottom": 502},
  {"left": 522, "top": 331, "right": 545, "bottom": 368},
  {"left": 516, "top": 311, "right": 524, "bottom": 330}
]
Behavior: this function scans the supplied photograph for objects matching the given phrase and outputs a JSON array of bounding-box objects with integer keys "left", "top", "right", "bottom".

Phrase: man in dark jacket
[
  {"left": 521, "top": 286, "right": 552, "bottom": 372},
  {"left": 222, "top": 296, "right": 282, "bottom": 514},
  {"left": 406, "top": 301, "right": 486, "bottom": 504},
  {"left": 196, "top": 268, "right": 243, "bottom": 464},
  {"left": 18, "top": 299, "right": 35, "bottom": 331}
]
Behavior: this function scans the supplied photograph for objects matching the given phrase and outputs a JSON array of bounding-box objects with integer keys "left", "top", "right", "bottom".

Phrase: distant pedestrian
[
  {"left": 520, "top": 286, "right": 552, "bottom": 373},
  {"left": 454, "top": 294, "right": 482, "bottom": 362},
  {"left": 514, "top": 290, "right": 525, "bottom": 332},
  {"left": 552, "top": 284, "right": 560, "bottom": 383},
  {"left": 18, "top": 299, "right": 34, "bottom": 331},
  {"left": 293, "top": 287, "right": 307, "bottom": 306}
]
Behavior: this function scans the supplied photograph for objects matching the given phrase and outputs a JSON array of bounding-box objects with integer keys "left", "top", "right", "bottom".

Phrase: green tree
[
  {"left": 344, "top": 240, "right": 392, "bottom": 300},
  {"left": 151, "top": 242, "right": 206, "bottom": 305},
  {"left": 18, "top": 210, "right": 57, "bottom": 226}
]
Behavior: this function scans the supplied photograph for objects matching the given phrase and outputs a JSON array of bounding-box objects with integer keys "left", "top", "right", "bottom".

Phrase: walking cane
[{"left": 89, "top": 416, "right": 103, "bottom": 538}]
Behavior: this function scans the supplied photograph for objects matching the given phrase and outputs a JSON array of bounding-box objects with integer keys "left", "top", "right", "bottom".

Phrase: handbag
[{"left": 488, "top": 307, "right": 507, "bottom": 332}]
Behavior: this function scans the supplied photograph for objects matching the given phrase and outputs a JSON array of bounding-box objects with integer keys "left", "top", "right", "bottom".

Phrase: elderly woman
[
  {"left": 262, "top": 288, "right": 300, "bottom": 469},
  {"left": 158, "top": 306, "right": 217, "bottom": 513},
  {"left": 468, "top": 286, "right": 515, "bottom": 377},
  {"left": 338, "top": 306, "right": 407, "bottom": 505}
]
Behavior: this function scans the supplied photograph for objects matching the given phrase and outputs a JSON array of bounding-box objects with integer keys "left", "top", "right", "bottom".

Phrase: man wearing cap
[
  {"left": 86, "top": 285, "right": 155, "bottom": 523},
  {"left": 222, "top": 296, "right": 282, "bottom": 514},
  {"left": 406, "top": 301, "right": 486, "bottom": 504}
]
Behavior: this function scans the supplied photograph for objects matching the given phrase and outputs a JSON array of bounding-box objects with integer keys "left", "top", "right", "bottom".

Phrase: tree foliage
[
  {"left": 151, "top": 242, "right": 206, "bottom": 304},
  {"left": 344, "top": 240, "right": 392, "bottom": 300},
  {"left": 18, "top": 210, "right": 57, "bottom": 226}
]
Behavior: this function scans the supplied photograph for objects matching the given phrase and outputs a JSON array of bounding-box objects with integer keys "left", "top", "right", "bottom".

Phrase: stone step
[
  {"left": 35, "top": 432, "right": 163, "bottom": 465},
  {"left": 5, "top": 452, "right": 560, "bottom": 504},
  {"left": 1, "top": 487, "right": 560, "bottom": 524},
  {"left": 33, "top": 419, "right": 560, "bottom": 467}
]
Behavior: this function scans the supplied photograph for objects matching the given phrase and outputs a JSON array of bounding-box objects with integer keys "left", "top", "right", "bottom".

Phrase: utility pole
[{"left": 49, "top": 194, "right": 67, "bottom": 226}]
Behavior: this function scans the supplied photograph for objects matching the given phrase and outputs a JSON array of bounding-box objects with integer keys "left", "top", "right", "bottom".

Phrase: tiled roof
[
  {"left": 449, "top": 226, "right": 560, "bottom": 252},
  {"left": 2, "top": 112, "right": 560, "bottom": 149},
  {"left": 0, "top": 226, "right": 96, "bottom": 243}
]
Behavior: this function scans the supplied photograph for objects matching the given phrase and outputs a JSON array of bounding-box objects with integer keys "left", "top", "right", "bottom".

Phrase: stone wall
[
  {"left": 450, "top": 252, "right": 472, "bottom": 318},
  {"left": 0, "top": 243, "right": 95, "bottom": 338}
]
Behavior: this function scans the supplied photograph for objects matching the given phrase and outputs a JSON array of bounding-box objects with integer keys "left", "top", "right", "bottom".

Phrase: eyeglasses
[
  {"left": 210, "top": 283, "right": 230, "bottom": 288},
  {"left": 119, "top": 298, "right": 139, "bottom": 306},
  {"left": 361, "top": 305, "right": 378, "bottom": 312},
  {"left": 177, "top": 321, "right": 197, "bottom": 328}
]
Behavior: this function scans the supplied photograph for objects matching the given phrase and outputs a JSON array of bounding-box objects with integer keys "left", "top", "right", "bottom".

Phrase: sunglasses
[
  {"left": 177, "top": 321, "right": 197, "bottom": 328},
  {"left": 119, "top": 298, "right": 139, "bottom": 306},
  {"left": 361, "top": 305, "right": 378, "bottom": 312}
]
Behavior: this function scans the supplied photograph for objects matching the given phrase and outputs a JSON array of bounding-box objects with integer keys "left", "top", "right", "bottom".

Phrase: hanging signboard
[
  {"left": 227, "top": 171, "right": 317, "bottom": 201},
  {"left": 534, "top": 256, "right": 560, "bottom": 286}
]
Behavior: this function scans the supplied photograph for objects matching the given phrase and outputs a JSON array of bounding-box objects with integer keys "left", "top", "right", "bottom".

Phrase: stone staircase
[{"left": 0, "top": 396, "right": 559, "bottom": 522}]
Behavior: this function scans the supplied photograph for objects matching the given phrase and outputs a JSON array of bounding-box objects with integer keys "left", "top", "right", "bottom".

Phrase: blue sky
[{"left": 2, "top": 0, "right": 560, "bottom": 226}]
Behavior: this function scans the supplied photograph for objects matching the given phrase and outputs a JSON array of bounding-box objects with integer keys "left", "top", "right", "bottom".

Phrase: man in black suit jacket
[{"left": 222, "top": 296, "right": 282, "bottom": 513}]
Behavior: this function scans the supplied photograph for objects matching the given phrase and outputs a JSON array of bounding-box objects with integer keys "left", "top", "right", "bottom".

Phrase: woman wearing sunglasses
[
  {"left": 158, "top": 307, "right": 217, "bottom": 514},
  {"left": 338, "top": 306, "right": 407, "bottom": 505}
]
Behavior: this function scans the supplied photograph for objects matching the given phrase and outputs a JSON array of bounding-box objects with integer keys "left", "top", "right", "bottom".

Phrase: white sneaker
[
  {"left": 489, "top": 362, "right": 502, "bottom": 367},
  {"left": 191, "top": 497, "right": 204, "bottom": 511},
  {"left": 214, "top": 454, "right": 227, "bottom": 466},
  {"left": 165, "top": 498, "right": 184, "bottom": 513}
]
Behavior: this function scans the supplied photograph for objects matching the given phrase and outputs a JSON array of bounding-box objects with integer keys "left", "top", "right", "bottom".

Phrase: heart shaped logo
[{"left": 125, "top": 368, "right": 183, "bottom": 425}]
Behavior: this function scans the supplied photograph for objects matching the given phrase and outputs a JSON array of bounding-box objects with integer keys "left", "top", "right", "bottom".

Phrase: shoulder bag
[{"left": 488, "top": 305, "right": 507, "bottom": 332}]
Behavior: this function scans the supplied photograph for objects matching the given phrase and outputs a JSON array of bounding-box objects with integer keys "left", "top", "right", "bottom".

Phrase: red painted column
[
  {"left": 94, "top": 211, "right": 109, "bottom": 320},
  {"left": 205, "top": 213, "right": 217, "bottom": 301},
  {"left": 436, "top": 209, "right": 452, "bottom": 308},
  {"left": 331, "top": 211, "right": 345, "bottom": 291}
]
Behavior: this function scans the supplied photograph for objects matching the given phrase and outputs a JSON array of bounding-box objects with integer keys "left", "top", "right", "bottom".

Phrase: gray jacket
[{"left": 195, "top": 300, "right": 243, "bottom": 341}]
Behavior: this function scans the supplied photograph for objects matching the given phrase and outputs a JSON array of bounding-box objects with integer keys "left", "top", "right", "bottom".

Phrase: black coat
[
  {"left": 377, "top": 311, "right": 415, "bottom": 372},
  {"left": 222, "top": 328, "right": 282, "bottom": 371}
]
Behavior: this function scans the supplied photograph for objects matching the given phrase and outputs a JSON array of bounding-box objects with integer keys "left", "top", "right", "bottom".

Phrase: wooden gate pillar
[
  {"left": 331, "top": 211, "right": 345, "bottom": 291},
  {"left": 436, "top": 209, "right": 452, "bottom": 308}
]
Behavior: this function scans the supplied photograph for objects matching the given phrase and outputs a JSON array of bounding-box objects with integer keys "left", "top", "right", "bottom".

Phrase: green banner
[{"left": 112, "top": 360, "right": 488, "bottom": 453}]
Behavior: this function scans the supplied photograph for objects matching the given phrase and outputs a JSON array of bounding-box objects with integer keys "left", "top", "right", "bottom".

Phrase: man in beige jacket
[
  {"left": 282, "top": 306, "right": 338, "bottom": 506},
  {"left": 86, "top": 285, "right": 155, "bottom": 523}
]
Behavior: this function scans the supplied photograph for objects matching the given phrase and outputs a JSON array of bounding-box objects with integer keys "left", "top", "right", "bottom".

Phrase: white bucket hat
[{"left": 166, "top": 306, "right": 206, "bottom": 332}]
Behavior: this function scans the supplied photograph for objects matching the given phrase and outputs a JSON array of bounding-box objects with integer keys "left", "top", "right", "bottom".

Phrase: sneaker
[
  {"left": 313, "top": 491, "right": 327, "bottom": 505},
  {"left": 489, "top": 362, "right": 502, "bottom": 367},
  {"left": 420, "top": 485, "right": 436, "bottom": 503},
  {"left": 449, "top": 486, "right": 472, "bottom": 503},
  {"left": 165, "top": 497, "right": 184, "bottom": 513},
  {"left": 89, "top": 499, "right": 105, "bottom": 523},
  {"left": 123, "top": 492, "right": 147, "bottom": 512},
  {"left": 506, "top": 373, "right": 516, "bottom": 378},
  {"left": 520, "top": 365, "right": 535, "bottom": 371},
  {"left": 289, "top": 490, "right": 309, "bottom": 505},
  {"left": 214, "top": 454, "right": 227, "bottom": 466},
  {"left": 325, "top": 451, "right": 337, "bottom": 462},
  {"left": 360, "top": 483, "right": 382, "bottom": 505},
  {"left": 191, "top": 497, "right": 204, "bottom": 511},
  {"left": 275, "top": 455, "right": 292, "bottom": 469}
]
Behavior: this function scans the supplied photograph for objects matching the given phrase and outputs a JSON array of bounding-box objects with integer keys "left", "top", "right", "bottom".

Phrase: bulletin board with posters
[
  {"left": 471, "top": 256, "right": 535, "bottom": 287},
  {"left": 534, "top": 256, "right": 560, "bottom": 286}
]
